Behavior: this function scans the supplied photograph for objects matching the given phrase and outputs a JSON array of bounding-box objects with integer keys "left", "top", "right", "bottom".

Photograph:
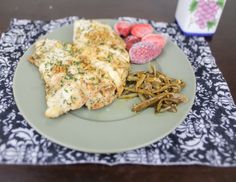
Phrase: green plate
[{"left": 13, "top": 19, "right": 196, "bottom": 153}]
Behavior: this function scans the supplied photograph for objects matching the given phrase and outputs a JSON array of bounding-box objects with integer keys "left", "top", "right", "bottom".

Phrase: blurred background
[{"left": 0, "top": 0, "right": 178, "bottom": 32}]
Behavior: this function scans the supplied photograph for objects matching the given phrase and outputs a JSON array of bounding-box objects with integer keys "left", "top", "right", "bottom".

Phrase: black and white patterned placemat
[{"left": 0, "top": 17, "right": 236, "bottom": 166}]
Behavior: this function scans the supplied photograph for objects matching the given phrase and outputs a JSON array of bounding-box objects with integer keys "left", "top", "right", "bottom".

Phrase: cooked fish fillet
[{"left": 29, "top": 20, "right": 130, "bottom": 118}]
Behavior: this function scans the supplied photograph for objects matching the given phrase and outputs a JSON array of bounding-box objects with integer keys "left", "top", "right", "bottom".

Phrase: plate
[{"left": 13, "top": 19, "right": 196, "bottom": 153}]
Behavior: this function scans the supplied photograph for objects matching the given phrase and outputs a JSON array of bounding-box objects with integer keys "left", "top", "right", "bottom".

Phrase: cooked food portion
[
  {"left": 29, "top": 40, "right": 84, "bottom": 117},
  {"left": 120, "top": 65, "right": 188, "bottom": 113},
  {"left": 73, "top": 19, "right": 125, "bottom": 47},
  {"left": 29, "top": 20, "right": 130, "bottom": 118},
  {"left": 73, "top": 19, "right": 130, "bottom": 95}
]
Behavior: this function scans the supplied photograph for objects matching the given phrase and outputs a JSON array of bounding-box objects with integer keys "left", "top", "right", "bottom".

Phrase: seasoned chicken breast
[
  {"left": 29, "top": 20, "right": 130, "bottom": 118},
  {"left": 73, "top": 20, "right": 130, "bottom": 95}
]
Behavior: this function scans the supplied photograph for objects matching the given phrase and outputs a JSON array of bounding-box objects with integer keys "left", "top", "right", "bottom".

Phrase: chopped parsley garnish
[
  {"left": 70, "top": 96, "right": 76, "bottom": 102},
  {"left": 65, "top": 73, "right": 74, "bottom": 80},
  {"left": 105, "top": 53, "right": 113, "bottom": 62},
  {"left": 74, "top": 61, "right": 80, "bottom": 65},
  {"left": 89, "top": 77, "right": 95, "bottom": 81}
]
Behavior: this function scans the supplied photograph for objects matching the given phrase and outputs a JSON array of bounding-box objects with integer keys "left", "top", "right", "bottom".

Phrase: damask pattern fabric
[{"left": 0, "top": 17, "right": 236, "bottom": 166}]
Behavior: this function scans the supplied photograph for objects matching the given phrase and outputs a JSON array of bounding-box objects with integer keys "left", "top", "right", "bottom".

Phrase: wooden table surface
[{"left": 1, "top": 0, "right": 236, "bottom": 181}]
